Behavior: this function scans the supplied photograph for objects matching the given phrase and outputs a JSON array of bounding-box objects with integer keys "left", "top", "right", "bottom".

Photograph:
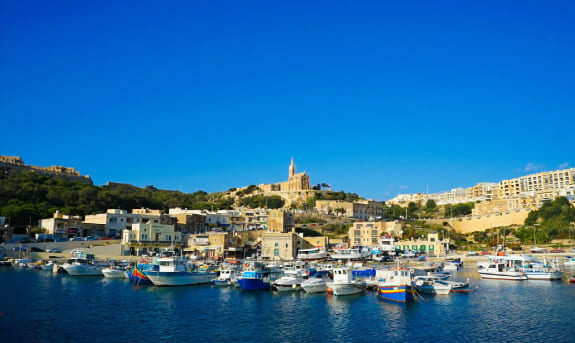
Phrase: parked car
[
  {"left": 12, "top": 245, "right": 28, "bottom": 252},
  {"left": 84, "top": 236, "right": 96, "bottom": 241},
  {"left": 46, "top": 248, "right": 62, "bottom": 253},
  {"left": 401, "top": 251, "right": 417, "bottom": 258},
  {"left": 550, "top": 248, "right": 565, "bottom": 253},
  {"left": 468, "top": 251, "right": 479, "bottom": 256},
  {"left": 30, "top": 247, "right": 44, "bottom": 252},
  {"left": 480, "top": 251, "right": 490, "bottom": 255},
  {"left": 98, "top": 237, "right": 112, "bottom": 240}
]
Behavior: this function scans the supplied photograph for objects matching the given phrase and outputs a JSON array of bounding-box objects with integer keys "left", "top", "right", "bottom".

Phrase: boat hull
[
  {"left": 326, "top": 282, "right": 364, "bottom": 296},
  {"left": 377, "top": 284, "right": 416, "bottom": 303},
  {"left": 102, "top": 269, "right": 126, "bottom": 278},
  {"left": 62, "top": 263, "right": 103, "bottom": 276},
  {"left": 478, "top": 271, "right": 527, "bottom": 281},
  {"left": 237, "top": 277, "right": 271, "bottom": 290},
  {"left": 524, "top": 271, "right": 562, "bottom": 280},
  {"left": 144, "top": 271, "right": 217, "bottom": 286}
]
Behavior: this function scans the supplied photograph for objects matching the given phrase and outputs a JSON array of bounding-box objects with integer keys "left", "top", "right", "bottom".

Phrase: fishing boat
[
  {"left": 376, "top": 267, "right": 417, "bottom": 303},
  {"left": 143, "top": 256, "right": 216, "bottom": 286},
  {"left": 482, "top": 255, "right": 562, "bottom": 280},
  {"left": 301, "top": 270, "right": 332, "bottom": 293},
  {"left": 326, "top": 267, "right": 365, "bottom": 296},
  {"left": 237, "top": 261, "right": 272, "bottom": 290},
  {"left": 61, "top": 250, "right": 103, "bottom": 276}
]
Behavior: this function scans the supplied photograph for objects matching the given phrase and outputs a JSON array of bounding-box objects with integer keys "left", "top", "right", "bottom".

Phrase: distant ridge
[{"left": 0, "top": 155, "right": 92, "bottom": 184}]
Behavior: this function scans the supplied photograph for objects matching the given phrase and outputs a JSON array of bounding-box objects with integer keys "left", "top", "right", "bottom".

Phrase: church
[{"left": 259, "top": 158, "right": 311, "bottom": 192}]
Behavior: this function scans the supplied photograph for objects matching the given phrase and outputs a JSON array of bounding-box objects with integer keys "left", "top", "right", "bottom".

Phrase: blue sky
[{"left": 2, "top": 1, "right": 574, "bottom": 201}]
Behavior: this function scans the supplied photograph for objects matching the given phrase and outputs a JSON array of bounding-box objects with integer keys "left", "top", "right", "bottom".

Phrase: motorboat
[
  {"left": 142, "top": 257, "right": 216, "bottom": 286},
  {"left": 414, "top": 277, "right": 452, "bottom": 295},
  {"left": 484, "top": 254, "right": 562, "bottom": 280},
  {"left": 376, "top": 267, "right": 417, "bottom": 303},
  {"left": 329, "top": 248, "right": 371, "bottom": 261},
  {"left": 296, "top": 247, "right": 329, "bottom": 261},
  {"left": 477, "top": 262, "right": 527, "bottom": 281},
  {"left": 326, "top": 267, "right": 365, "bottom": 296},
  {"left": 212, "top": 268, "right": 238, "bottom": 286},
  {"left": 272, "top": 275, "right": 304, "bottom": 292},
  {"left": 61, "top": 250, "right": 103, "bottom": 276},
  {"left": 301, "top": 271, "right": 331, "bottom": 293},
  {"left": 102, "top": 266, "right": 127, "bottom": 278}
]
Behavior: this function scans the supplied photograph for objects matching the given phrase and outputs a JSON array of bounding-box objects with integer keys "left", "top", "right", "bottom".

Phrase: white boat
[
  {"left": 272, "top": 275, "right": 304, "bottom": 292},
  {"left": 480, "top": 254, "right": 561, "bottom": 280},
  {"left": 443, "top": 262, "right": 460, "bottom": 272},
  {"left": 61, "top": 250, "right": 103, "bottom": 276},
  {"left": 143, "top": 257, "right": 217, "bottom": 286},
  {"left": 212, "top": 268, "right": 238, "bottom": 286},
  {"left": 329, "top": 248, "right": 371, "bottom": 261},
  {"left": 13, "top": 258, "right": 33, "bottom": 268},
  {"left": 326, "top": 267, "right": 365, "bottom": 296},
  {"left": 563, "top": 257, "right": 575, "bottom": 267},
  {"left": 301, "top": 271, "right": 331, "bottom": 293},
  {"left": 40, "top": 261, "right": 56, "bottom": 271},
  {"left": 102, "top": 267, "right": 127, "bottom": 278},
  {"left": 414, "top": 277, "right": 452, "bottom": 295},
  {"left": 477, "top": 262, "right": 527, "bottom": 281},
  {"left": 297, "top": 247, "right": 329, "bottom": 261}
]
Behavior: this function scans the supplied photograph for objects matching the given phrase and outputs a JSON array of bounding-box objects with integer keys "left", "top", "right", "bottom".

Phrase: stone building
[
  {"left": 315, "top": 199, "right": 383, "bottom": 220},
  {"left": 259, "top": 158, "right": 311, "bottom": 192},
  {"left": 267, "top": 209, "right": 295, "bottom": 233},
  {"left": 348, "top": 221, "right": 403, "bottom": 247}
]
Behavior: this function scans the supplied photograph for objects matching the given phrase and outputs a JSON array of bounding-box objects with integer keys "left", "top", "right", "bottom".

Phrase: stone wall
[{"left": 427, "top": 209, "right": 531, "bottom": 234}]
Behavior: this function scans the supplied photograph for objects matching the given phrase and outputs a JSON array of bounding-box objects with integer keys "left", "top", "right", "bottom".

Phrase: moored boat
[
  {"left": 477, "top": 262, "right": 527, "bottom": 281},
  {"left": 414, "top": 277, "right": 452, "bottom": 295},
  {"left": 143, "top": 256, "right": 216, "bottom": 286},
  {"left": 326, "top": 267, "right": 365, "bottom": 296},
  {"left": 237, "top": 261, "right": 272, "bottom": 290},
  {"left": 376, "top": 267, "right": 417, "bottom": 303},
  {"left": 301, "top": 270, "right": 331, "bottom": 293},
  {"left": 297, "top": 248, "right": 329, "bottom": 261},
  {"left": 61, "top": 250, "right": 103, "bottom": 276}
]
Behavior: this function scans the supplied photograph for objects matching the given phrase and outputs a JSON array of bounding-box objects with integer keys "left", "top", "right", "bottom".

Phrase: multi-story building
[
  {"left": 267, "top": 209, "right": 295, "bottom": 233},
  {"left": 241, "top": 208, "right": 269, "bottom": 230},
  {"left": 348, "top": 221, "right": 403, "bottom": 247},
  {"left": 121, "top": 222, "right": 182, "bottom": 256},
  {"left": 387, "top": 167, "right": 575, "bottom": 216},
  {"left": 395, "top": 232, "right": 450, "bottom": 256},
  {"left": 315, "top": 200, "right": 383, "bottom": 220},
  {"left": 261, "top": 231, "right": 300, "bottom": 260},
  {"left": 84, "top": 209, "right": 165, "bottom": 237},
  {"left": 39, "top": 211, "right": 84, "bottom": 239}
]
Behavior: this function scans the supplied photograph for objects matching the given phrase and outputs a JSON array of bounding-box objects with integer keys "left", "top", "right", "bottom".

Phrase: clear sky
[{"left": 2, "top": 1, "right": 574, "bottom": 201}]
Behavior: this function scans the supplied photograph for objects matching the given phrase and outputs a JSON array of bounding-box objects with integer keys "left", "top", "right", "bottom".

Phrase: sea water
[{"left": 1, "top": 267, "right": 574, "bottom": 343}]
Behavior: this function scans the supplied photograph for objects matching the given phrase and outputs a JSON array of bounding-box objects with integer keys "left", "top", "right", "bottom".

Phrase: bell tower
[{"left": 289, "top": 157, "right": 296, "bottom": 179}]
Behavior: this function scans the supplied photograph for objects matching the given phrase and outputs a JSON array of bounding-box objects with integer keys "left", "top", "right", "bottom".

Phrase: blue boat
[
  {"left": 237, "top": 261, "right": 271, "bottom": 290},
  {"left": 375, "top": 268, "right": 417, "bottom": 303}
]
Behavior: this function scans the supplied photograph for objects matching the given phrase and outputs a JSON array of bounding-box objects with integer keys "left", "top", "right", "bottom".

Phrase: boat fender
[
  {"left": 409, "top": 268, "right": 414, "bottom": 274},
  {"left": 244, "top": 262, "right": 249, "bottom": 268}
]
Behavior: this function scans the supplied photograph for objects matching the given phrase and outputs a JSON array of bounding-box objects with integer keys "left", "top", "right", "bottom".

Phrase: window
[{"left": 275, "top": 243, "right": 279, "bottom": 247}]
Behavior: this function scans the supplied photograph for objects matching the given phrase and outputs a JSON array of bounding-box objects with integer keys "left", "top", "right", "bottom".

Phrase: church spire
[{"left": 289, "top": 157, "right": 296, "bottom": 178}]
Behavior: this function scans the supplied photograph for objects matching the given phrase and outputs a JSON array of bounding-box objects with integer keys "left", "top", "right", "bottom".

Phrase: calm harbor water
[{"left": 1, "top": 267, "right": 574, "bottom": 343}]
